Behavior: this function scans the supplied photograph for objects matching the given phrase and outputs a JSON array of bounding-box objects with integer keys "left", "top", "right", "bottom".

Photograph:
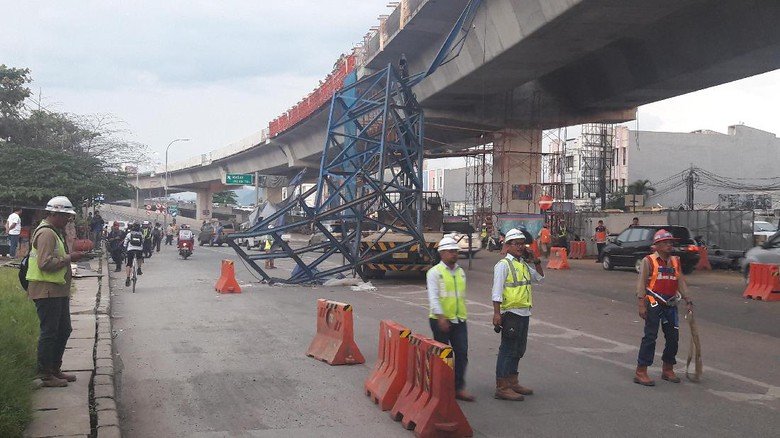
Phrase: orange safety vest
[
  {"left": 539, "top": 228, "right": 551, "bottom": 244},
  {"left": 646, "top": 254, "right": 680, "bottom": 298},
  {"left": 594, "top": 226, "right": 607, "bottom": 243}
]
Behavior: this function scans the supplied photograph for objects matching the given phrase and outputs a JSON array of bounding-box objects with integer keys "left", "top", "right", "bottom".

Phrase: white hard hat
[
  {"left": 45, "top": 196, "right": 77, "bottom": 215},
  {"left": 504, "top": 228, "right": 527, "bottom": 242},
  {"left": 437, "top": 236, "right": 460, "bottom": 252},
  {"left": 268, "top": 224, "right": 274, "bottom": 229},
  {"left": 142, "top": 220, "right": 150, "bottom": 225}
]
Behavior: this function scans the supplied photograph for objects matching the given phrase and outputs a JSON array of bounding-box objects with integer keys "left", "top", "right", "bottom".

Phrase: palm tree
[{"left": 627, "top": 179, "right": 656, "bottom": 198}]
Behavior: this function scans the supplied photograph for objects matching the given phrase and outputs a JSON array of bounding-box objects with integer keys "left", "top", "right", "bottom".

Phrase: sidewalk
[{"left": 24, "top": 254, "right": 120, "bottom": 438}]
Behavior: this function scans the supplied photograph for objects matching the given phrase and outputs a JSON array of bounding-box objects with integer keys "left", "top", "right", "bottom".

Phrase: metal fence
[{"left": 667, "top": 210, "right": 754, "bottom": 251}]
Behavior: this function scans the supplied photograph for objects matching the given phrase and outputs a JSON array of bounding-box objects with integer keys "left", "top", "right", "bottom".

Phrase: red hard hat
[{"left": 653, "top": 229, "right": 677, "bottom": 244}]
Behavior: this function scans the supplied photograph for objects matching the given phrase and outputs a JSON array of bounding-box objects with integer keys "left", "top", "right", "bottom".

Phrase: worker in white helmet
[
  {"left": 427, "top": 235, "right": 475, "bottom": 402},
  {"left": 491, "top": 228, "right": 543, "bottom": 401}
]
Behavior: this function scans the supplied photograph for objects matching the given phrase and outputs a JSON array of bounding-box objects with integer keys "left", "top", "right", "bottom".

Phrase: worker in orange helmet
[{"left": 634, "top": 229, "right": 694, "bottom": 386}]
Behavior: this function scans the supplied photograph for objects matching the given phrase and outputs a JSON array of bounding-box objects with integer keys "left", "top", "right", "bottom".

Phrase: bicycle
[{"left": 131, "top": 255, "right": 138, "bottom": 293}]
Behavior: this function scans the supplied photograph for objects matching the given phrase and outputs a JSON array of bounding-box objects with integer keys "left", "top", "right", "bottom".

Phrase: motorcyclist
[
  {"left": 178, "top": 224, "right": 194, "bottom": 245},
  {"left": 123, "top": 223, "right": 145, "bottom": 286},
  {"left": 106, "top": 222, "right": 126, "bottom": 272},
  {"left": 141, "top": 220, "right": 153, "bottom": 258}
]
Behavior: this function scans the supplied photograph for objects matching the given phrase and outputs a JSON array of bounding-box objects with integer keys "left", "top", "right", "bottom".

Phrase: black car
[{"left": 601, "top": 225, "right": 700, "bottom": 274}]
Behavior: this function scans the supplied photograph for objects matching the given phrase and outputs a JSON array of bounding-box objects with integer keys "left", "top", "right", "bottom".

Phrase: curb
[{"left": 92, "top": 251, "right": 121, "bottom": 438}]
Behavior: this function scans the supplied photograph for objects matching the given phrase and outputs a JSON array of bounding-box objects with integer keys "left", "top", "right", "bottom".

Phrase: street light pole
[{"left": 164, "top": 138, "right": 190, "bottom": 227}]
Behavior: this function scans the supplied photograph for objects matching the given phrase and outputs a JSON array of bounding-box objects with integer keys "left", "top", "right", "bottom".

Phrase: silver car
[{"left": 741, "top": 231, "right": 780, "bottom": 280}]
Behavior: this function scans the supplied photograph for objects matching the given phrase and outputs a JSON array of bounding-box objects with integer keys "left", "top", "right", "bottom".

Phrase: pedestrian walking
[
  {"left": 634, "top": 229, "right": 694, "bottom": 386},
  {"left": 26, "top": 196, "right": 86, "bottom": 387},
  {"left": 427, "top": 236, "right": 475, "bottom": 402},
  {"left": 492, "top": 228, "right": 544, "bottom": 401},
  {"left": 106, "top": 222, "right": 126, "bottom": 272},
  {"left": 152, "top": 222, "right": 163, "bottom": 252},
  {"left": 90, "top": 211, "right": 104, "bottom": 248},
  {"left": 165, "top": 223, "right": 175, "bottom": 245},
  {"left": 5, "top": 206, "right": 22, "bottom": 258},
  {"left": 593, "top": 220, "right": 609, "bottom": 263},
  {"left": 537, "top": 223, "right": 551, "bottom": 257}
]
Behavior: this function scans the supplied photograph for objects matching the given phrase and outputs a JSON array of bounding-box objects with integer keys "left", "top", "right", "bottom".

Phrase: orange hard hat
[{"left": 653, "top": 229, "right": 677, "bottom": 244}]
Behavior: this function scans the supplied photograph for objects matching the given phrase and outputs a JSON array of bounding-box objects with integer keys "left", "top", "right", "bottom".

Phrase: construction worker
[
  {"left": 634, "top": 229, "right": 694, "bottom": 386},
  {"left": 537, "top": 224, "right": 551, "bottom": 257},
  {"left": 480, "top": 223, "right": 488, "bottom": 248},
  {"left": 264, "top": 225, "right": 276, "bottom": 269},
  {"left": 592, "top": 220, "right": 609, "bottom": 263},
  {"left": 492, "top": 228, "right": 543, "bottom": 401},
  {"left": 427, "top": 236, "right": 474, "bottom": 401},
  {"left": 556, "top": 221, "right": 569, "bottom": 253}
]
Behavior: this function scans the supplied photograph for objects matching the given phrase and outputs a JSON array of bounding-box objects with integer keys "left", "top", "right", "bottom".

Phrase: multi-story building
[{"left": 546, "top": 124, "right": 780, "bottom": 211}]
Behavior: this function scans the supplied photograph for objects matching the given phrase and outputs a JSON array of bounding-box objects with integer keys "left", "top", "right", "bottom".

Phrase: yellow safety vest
[
  {"left": 264, "top": 239, "right": 272, "bottom": 251},
  {"left": 26, "top": 224, "right": 68, "bottom": 285},
  {"left": 500, "top": 257, "right": 532, "bottom": 311},
  {"left": 480, "top": 228, "right": 487, "bottom": 238},
  {"left": 428, "top": 263, "right": 467, "bottom": 321}
]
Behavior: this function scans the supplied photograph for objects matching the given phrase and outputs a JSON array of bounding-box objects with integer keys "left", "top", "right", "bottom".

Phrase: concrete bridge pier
[
  {"left": 492, "top": 128, "right": 543, "bottom": 214},
  {"left": 195, "top": 187, "right": 215, "bottom": 221},
  {"left": 266, "top": 187, "right": 283, "bottom": 204}
]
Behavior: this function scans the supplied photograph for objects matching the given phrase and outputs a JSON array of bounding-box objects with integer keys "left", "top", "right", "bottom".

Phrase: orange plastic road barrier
[
  {"left": 546, "top": 247, "right": 570, "bottom": 270},
  {"left": 214, "top": 259, "right": 241, "bottom": 293},
  {"left": 569, "top": 241, "right": 586, "bottom": 259},
  {"left": 695, "top": 247, "right": 712, "bottom": 271},
  {"left": 392, "top": 336, "right": 473, "bottom": 438},
  {"left": 390, "top": 334, "right": 427, "bottom": 424},
  {"left": 743, "top": 263, "right": 780, "bottom": 302},
  {"left": 365, "top": 320, "right": 411, "bottom": 411},
  {"left": 306, "top": 299, "right": 365, "bottom": 365}
]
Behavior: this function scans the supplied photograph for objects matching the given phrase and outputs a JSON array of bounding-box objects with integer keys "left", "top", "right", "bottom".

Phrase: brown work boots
[
  {"left": 635, "top": 363, "right": 681, "bottom": 386},
  {"left": 661, "top": 363, "right": 681, "bottom": 383},
  {"left": 494, "top": 376, "right": 533, "bottom": 401},
  {"left": 39, "top": 373, "right": 68, "bottom": 388}
]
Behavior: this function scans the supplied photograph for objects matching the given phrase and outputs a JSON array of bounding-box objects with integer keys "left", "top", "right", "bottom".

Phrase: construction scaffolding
[{"left": 580, "top": 123, "right": 615, "bottom": 208}]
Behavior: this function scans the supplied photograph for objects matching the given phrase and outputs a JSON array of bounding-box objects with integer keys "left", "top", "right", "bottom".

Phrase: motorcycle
[{"left": 178, "top": 238, "right": 194, "bottom": 259}]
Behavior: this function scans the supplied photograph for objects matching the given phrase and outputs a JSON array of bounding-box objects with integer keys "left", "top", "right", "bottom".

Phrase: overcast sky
[{"left": 3, "top": 0, "right": 779, "bottom": 169}]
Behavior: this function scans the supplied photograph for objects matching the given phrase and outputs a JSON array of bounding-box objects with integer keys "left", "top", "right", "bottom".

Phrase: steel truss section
[{"left": 227, "top": 64, "right": 432, "bottom": 284}]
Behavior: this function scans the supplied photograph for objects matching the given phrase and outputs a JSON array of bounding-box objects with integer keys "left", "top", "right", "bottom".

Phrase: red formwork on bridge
[{"left": 268, "top": 54, "right": 356, "bottom": 138}]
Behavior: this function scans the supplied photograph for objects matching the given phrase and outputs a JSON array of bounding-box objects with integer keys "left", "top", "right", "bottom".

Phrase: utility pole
[
  {"left": 599, "top": 126, "right": 608, "bottom": 209},
  {"left": 685, "top": 165, "right": 696, "bottom": 210}
]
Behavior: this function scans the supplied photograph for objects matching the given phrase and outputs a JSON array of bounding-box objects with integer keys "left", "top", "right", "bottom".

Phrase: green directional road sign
[{"left": 225, "top": 173, "right": 254, "bottom": 185}]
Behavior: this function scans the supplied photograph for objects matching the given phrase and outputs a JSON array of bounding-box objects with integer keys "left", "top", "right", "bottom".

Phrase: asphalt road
[{"left": 110, "top": 242, "right": 780, "bottom": 437}]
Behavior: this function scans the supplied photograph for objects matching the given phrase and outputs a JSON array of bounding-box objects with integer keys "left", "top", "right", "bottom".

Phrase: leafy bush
[{"left": 0, "top": 267, "right": 39, "bottom": 437}]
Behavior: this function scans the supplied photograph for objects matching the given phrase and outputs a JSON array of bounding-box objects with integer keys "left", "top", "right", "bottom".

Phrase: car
[
  {"left": 601, "top": 225, "right": 700, "bottom": 274},
  {"left": 753, "top": 220, "right": 778, "bottom": 245},
  {"left": 198, "top": 222, "right": 234, "bottom": 246},
  {"left": 741, "top": 231, "right": 780, "bottom": 282}
]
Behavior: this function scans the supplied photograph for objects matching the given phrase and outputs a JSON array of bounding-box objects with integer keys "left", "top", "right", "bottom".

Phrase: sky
[{"left": 3, "top": 0, "right": 780, "bottom": 172}]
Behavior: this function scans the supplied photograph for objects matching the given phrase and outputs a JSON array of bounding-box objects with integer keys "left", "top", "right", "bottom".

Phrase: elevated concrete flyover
[{"left": 132, "top": 0, "right": 780, "bottom": 215}]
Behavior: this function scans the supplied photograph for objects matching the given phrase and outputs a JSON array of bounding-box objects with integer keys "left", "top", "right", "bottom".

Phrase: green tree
[
  {"left": 0, "top": 65, "right": 31, "bottom": 118},
  {"left": 605, "top": 188, "right": 626, "bottom": 210},
  {"left": 212, "top": 190, "right": 238, "bottom": 205},
  {"left": 0, "top": 143, "right": 132, "bottom": 206},
  {"left": 627, "top": 179, "right": 656, "bottom": 198}
]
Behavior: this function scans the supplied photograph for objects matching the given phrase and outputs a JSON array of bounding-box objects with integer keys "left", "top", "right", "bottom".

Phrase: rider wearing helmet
[
  {"left": 123, "top": 222, "right": 145, "bottom": 286},
  {"left": 140, "top": 220, "right": 153, "bottom": 258}
]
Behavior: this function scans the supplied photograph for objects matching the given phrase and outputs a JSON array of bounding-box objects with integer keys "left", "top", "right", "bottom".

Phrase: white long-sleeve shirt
[
  {"left": 491, "top": 254, "right": 543, "bottom": 316},
  {"left": 426, "top": 261, "right": 466, "bottom": 323}
]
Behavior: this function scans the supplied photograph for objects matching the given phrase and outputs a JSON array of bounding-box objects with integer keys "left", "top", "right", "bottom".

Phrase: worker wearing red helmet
[{"left": 634, "top": 229, "right": 694, "bottom": 386}]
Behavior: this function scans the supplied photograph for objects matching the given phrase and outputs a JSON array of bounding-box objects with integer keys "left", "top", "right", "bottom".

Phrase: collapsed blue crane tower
[{"left": 227, "top": 0, "right": 483, "bottom": 284}]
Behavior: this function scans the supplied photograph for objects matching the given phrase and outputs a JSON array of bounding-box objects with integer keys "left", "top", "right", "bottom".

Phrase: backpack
[
  {"left": 18, "top": 225, "right": 57, "bottom": 291},
  {"left": 129, "top": 231, "right": 143, "bottom": 246}
]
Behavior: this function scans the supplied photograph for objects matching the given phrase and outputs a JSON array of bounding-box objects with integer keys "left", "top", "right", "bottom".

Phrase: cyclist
[{"left": 124, "top": 222, "right": 145, "bottom": 286}]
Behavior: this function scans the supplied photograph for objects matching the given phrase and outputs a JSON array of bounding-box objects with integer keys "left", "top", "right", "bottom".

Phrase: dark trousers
[
  {"left": 637, "top": 304, "right": 679, "bottom": 366},
  {"left": 9, "top": 234, "right": 20, "bottom": 257},
  {"left": 430, "top": 319, "right": 468, "bottom": 391},
  {"left": 154, "top": 237, "right": 162, "bottom": 252},
  {"left": 165, "top": 235, "right": 174, "bottom": 245},
  {"left": 495, "top": 312, "right": 529, "bottom": 378},
  {"left": 110, "top": 248, "right": 123, "bottom": 270},
  {"left": 34, "top": 297, "right": 72, "bottom": 372},
  {"left": 596, "top": 242, "right": 606, "bottom": 261}
]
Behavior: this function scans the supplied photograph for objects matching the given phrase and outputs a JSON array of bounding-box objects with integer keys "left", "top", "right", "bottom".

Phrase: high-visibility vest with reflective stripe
[
  {"left": 264, "top": 239, "right": 272, "bottom": 251},
  {"left": 428, "top": 263, "right": 467, "bottom": 321},
  {"left": 501, "top": 257, "right": 532, "bottom": 311},
  {"left": 480, "top": 227, "right": 487, "bottom": 238},
  {"left": 646, "top": 254, "right": 680, "bottom": 298},
  {"left": 594, "top": 226, "right": 607, "bottom": 243},
  {"left": 26, "top": 224, "right": 68, "bottom": 285}
]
